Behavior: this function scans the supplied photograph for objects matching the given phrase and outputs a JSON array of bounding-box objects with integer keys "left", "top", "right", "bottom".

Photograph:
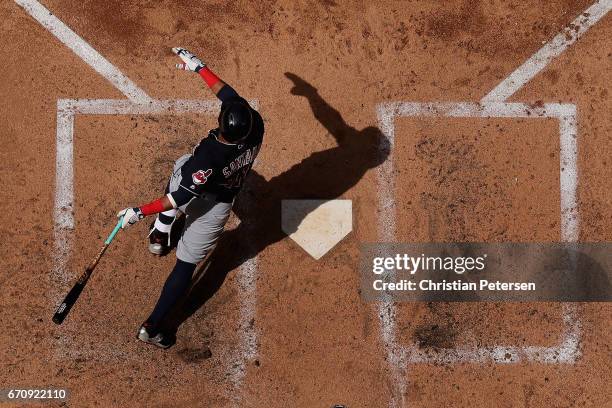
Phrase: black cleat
[{"left": 136, "top": 323, "right": 175, "bottom": 349}]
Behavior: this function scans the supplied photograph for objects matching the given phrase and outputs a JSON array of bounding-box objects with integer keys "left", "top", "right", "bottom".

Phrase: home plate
[{"left": 281, "top": 200, "right": 353, "bottom": 260}]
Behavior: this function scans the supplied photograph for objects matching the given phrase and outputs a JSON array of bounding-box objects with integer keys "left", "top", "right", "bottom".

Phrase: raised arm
[
  {"left": 173, "top": 47, "right": 238, "bottom": 100},
  {"left": 115, "top": 48, "right": 239, "bottom": 230}
]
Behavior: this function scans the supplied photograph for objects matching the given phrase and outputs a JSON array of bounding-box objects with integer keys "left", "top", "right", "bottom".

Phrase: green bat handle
[{"left": 105, "top": 216, "right": 124, "bottom": 245}]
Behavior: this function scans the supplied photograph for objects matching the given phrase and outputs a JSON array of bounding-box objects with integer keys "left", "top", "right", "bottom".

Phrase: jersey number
[{"left": 223, "top": 166, "right": 250, "bottom": 190}]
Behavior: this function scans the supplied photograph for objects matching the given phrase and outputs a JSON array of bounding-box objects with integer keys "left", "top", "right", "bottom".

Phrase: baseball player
[{"left": 117, "top": 47, "right": 264, "bottom": 348}]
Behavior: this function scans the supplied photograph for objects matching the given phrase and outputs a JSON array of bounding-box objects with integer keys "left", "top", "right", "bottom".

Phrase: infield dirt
[{"left": 0, "top": 0, "right": 610, "bottom": 407}]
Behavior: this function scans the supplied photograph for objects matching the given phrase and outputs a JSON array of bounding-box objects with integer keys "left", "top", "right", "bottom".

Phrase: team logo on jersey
[{"left": 192, "top": 169, "right": 213, "bottom": 185}]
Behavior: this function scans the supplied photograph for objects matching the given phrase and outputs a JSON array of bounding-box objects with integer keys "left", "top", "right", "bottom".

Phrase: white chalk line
[
  {"left": 393, "top": 304, "right": 581, "bottom": 365},
  {"left": 482, "top": 0, "right": 612, "bottom": 102},
  {"left": 375, "top": 106, "right": 405, "bottom": 407},
  {"left": 228, "top": 255, "right": 258, "bottom": 406},
  {"left": 383, "top": 101, "right": 576, "bottom": 119},
  {"left": 52, "top": 99, "right": 259, "bottom": 402},
  {"left": 376, "top": 105, "right": 397, "bottom": 243},
  {"left": 14, "top": 0, "right": 151, "bottom": 103},
  {"left": 57, "top": 98, "right": 259, "bottom": 115},
  {"left": 375, "top": 102, "right": 582, "bottom": 406},
  {"left": 52, "top": 106, "right": 75, "bottom": 355},
  {"left": 559, "top": 110, "right": 580, "bottom": 243}
]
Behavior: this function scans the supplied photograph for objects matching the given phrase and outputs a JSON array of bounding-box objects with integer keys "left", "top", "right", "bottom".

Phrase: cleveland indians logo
[{"left": 192, "top": 169, "right": 213, "bottom": 185}]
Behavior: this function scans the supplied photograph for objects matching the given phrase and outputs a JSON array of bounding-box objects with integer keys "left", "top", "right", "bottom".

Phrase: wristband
[
  {"left": 199, "top": 67, "right": 221, "bottom": 88},
  {"left": 140, "top": 198, "right": 165, "bottom": 216}
]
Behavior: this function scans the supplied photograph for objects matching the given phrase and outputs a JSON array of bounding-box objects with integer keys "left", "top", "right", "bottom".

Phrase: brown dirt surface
[{"left": 1, "top": 0, "right": 610, "bottom": 407}]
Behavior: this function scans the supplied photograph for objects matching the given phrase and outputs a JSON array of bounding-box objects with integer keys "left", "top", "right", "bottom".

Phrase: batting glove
[
  {"left": 117, "top": 207, "right": 144, "bottom": 229},
  {"left": 173, "top": 47, "right": 206, "bottom": 72}
]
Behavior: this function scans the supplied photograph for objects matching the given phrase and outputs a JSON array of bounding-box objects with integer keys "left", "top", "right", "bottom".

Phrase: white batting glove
[
  {"left": 117, "top": 207, "right": 144, "bottom": 229},
  {"left": 172, "top": 47, "right": 206, "bottom": 72}
]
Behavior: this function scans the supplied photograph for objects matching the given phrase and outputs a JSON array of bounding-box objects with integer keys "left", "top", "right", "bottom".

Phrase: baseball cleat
[
  {"left": 137, "top": 323, "right": 175, "bottom": 349},
  {"left": 148, "top": 224, "right": 170, "bottom": 256}
]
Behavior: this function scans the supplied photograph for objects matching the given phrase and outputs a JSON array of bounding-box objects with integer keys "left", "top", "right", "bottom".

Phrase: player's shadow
[{"left": 162, "top": 73, "right": 389, "bottom": 334}]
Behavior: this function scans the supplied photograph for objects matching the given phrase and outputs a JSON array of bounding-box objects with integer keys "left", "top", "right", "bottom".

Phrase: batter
[{"left": 117, "top": 47, "right": 264, "bottom": 348}]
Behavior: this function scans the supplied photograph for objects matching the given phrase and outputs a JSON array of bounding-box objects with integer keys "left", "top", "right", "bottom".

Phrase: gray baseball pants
[{"left": 154, "top": 154, "right": 232, "bottom": 264}]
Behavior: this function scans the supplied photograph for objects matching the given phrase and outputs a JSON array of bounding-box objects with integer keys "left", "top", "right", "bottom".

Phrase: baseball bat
[{"left": 52, "top": 218, "right": 123, "bottom": 325}]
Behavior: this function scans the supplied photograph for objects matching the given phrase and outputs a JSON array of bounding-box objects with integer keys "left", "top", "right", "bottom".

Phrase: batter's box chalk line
[
  {"left": 375, "top": 101, "right": 581, "bottom": 358},
  {"left": 16, "top": 0, "right": 258, "bottom": 399},
  {"left": 52, "top": 99, "right": 259, "bottom": 408},
  {"left": 374, "top": 101, "right": 583, "bottom": 407},
  {"left": 372, "top": 0, "right": 610, "bottom": 373}
]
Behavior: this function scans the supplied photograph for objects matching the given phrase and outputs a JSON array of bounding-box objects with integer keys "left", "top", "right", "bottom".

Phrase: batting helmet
[{"left": 218, "top": 98, "right": 253, "bottom": 142}]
